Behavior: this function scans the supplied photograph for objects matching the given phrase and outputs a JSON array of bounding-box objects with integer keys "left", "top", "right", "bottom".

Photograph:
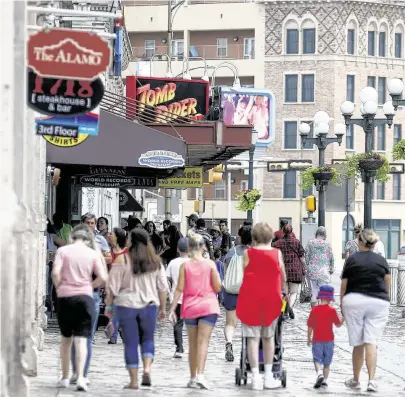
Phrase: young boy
[{"left": 307, "top": 285, "right": 344, "bottom": 389}]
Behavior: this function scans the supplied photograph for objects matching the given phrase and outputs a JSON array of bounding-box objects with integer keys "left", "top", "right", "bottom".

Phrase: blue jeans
[
  {"left": 71, "top": 290, "right": 100, "bottom": 377},
  {"left": 116, "top": 305, "right": 158, "bottom": 369},
  {"left": 111, "top": 304, "right": 119, "bottom": 342}
]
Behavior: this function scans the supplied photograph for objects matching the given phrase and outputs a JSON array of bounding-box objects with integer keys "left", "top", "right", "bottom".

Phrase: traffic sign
[{"left": 27, "top": 28, "right": 112, "bottom": 80}]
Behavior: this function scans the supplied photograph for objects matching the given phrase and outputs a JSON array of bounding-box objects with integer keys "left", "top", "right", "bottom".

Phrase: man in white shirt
[
  {"left": 166, "top": 238, "right": 190, "bottom": 358},
  {"left": 373, "top": 236, "right": 386, "bottom": 258}
]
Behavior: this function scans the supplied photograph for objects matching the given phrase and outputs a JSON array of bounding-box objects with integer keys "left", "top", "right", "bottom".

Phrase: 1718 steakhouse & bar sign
[{"left": 126, "top": 76, "right": 209, "bottom": 122}]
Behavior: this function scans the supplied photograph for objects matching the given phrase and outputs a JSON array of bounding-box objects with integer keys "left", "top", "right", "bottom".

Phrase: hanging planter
[
  {"left": 343, "top": 152, "right": 390, "bottom": 186},
  {"left": 235, "top": 189, "right": 261, "bottom": 211},
  {"left": 300, "top": 166, "right": 340, "bottom": 191},
  {"left": 393, "top": 139, "right": 405, "bottom": 161}
]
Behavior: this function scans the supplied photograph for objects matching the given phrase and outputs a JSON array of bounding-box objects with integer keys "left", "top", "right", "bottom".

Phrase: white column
[{"left": 183, "top": 29, "right": 190, "bottom": 62}]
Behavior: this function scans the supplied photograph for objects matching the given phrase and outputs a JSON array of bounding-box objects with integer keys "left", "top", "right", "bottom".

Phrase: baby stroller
[{"left": 235, "top": 300, "right": 287, "bottom": 388}]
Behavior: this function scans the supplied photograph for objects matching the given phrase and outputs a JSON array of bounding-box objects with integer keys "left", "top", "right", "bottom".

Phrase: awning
[
  {"left": 46, "top": 110, "right": 187, "bottom": 178},
  {"left": 119, "top": 188, "right": 143, "bottom": 212}
]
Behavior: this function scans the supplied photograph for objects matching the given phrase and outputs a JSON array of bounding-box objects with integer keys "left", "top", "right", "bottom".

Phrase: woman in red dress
[{"left": 236, "top": 223, "right": 286, "bottom": 391}]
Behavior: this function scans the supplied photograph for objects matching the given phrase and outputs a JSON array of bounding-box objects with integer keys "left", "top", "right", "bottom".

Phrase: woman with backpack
[{"left": 222, "top": 226, "right": 252, "bottom": 362}]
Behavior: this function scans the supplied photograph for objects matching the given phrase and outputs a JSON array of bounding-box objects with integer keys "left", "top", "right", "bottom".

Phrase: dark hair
[
  {"left": 252, "top": 223, "right": 274, "bottom": 245},
  {"left": 239, "top": 226, "right": 252, "bottom": 246},
  {"left": 52, "top": 213, "right": 63, "bottom": 225},
  {"left": 97, "top": 216, "right": 108, "bottom": 228},
  {"left": 283, "top": 224, "right": 293, "bottom": 237},
  {"left": 163, "top": 220, "right": 171, "bottom": 227},
  {"left": 214, "top": 248, "right": 222, "bottom": 260},
  {"left": 243, "top": 220, "right": 252, "bottom": 227},
  {"left": 196, "top": 218, "right": 206, "bottom": 228},
  {"left": 280, "top": 219, "right": 288, "bottom": 229},
  {"left": 128, "top": 217, "right": 142, "bottom": 231},
  {"left": 354, "top": 223, "right": 363, "bottom": 238},
  {"left": 144, "top": 221, "right": 156, "bottom": 233},
  {"left": 47, "top": 217, "right": 56, "bottom": 234},
  {"left": 113, "top": 227, "right": 127, "bottom": 249},
  {"left": 219, "top": 220, "right": 227, "bottom": 226},
  {"left": 129, "top": 229, "right": 161, "bottom": 274}
]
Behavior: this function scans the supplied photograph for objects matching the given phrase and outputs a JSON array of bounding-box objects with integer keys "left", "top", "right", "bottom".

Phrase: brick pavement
[{"left": 29, "top": 299, "right": 405, "bottom": 397}]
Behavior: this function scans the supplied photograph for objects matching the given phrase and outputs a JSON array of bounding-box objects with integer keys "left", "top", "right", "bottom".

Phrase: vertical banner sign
[
  {"left": 220, "top": 87, "right": 276, "bottom": 147},
  {"left": 27, "top": 28, "right": 112, "bottom": 147},
  {"left": 126, "top": 76, "right": 209, "bottom": 122}
]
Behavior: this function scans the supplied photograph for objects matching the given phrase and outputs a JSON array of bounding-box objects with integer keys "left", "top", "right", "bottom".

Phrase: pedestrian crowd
[{"left": 46, "top": 212, "right": 395, "bottom": 392}]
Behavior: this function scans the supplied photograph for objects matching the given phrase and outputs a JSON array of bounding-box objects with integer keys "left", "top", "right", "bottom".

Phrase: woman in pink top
[
  {"left": 52, "top": 224, "right": 107, "bottom": 392},
  {"left": 169, "top": 231, "right": 222, "bottom": 390}
]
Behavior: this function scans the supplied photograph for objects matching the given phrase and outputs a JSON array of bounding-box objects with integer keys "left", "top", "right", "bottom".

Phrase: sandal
[
  {"left": 345, "top": 378, "right": 361, "bottom": 389},
  {"left": 367, "top": 380, "right": 378, "bottom": 392},
  {"left": 141, "top": 374, "right": 151, "bottom": 387}
]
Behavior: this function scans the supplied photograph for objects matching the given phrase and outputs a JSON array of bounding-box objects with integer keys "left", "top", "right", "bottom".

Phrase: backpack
[{"left": 223, "top": 251, "right": 244, "bottom": 294}]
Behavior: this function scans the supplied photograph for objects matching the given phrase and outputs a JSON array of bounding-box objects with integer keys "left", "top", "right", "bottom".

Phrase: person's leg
[
  {"left": 73, "top": 337, "right": 87, "bottom": 379},
  {"left": 262, "top": 319, "right": 279, "bottom": 389},
  {"left": 312, "top": 343, "right": 325, "bottom": 388},
  {"left": 84, "top": 291, "right": 100, "bottom": 378},
  {"left": 185, "top": 320, "right": 198, "bottom": 384},
  {"left": 110, "top": 304, "right": 119, "bottom": 344},
  {"left": 138, "top": 305, "right": 158, "bottom": 385},
  {"left": 352, "top": 345, "right": 365, "bottom": 381},
  {"left": 321, "top": 341, "right": 334, "bottom": 388},
  {"left": 224, "top": 306, "right": 238, "bottom": 361},
  {"left": 310, "top": 279, "right": 319, "bottom": 307},
  {"left": 195, "top": 316, "right": 217, "bottom": 376},
  {"left": 60, "top": 336, "right": 73, "bottom": 381},
  {"left": 173, "top": 304, "right": 184, "bottom": 355},
  {"left": 116, "top": 306, "right": 140, "bottom": 389},
  {"left": 246, "top": 334, "right": 262, "bottom": 390}
]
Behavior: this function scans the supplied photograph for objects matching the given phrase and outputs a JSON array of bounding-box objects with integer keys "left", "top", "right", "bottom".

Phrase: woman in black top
[
  {"left": 144, "top": 221, "right": 163, "bottom": 255},
  {"left": 340, "top": 228, "right": 390, "bottom": 392},
  {"left": 160, "top": 225, "right": 182, "bottom": 266}
]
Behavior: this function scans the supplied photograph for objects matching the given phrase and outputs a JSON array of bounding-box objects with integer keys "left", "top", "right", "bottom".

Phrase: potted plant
[
  {"left": 300, "top": 165, "right": 340, "bottom": 191},
  {"left": 343, "top": 152, "right": 390, "bottom": 185},
  {"left": 235, "top": 189, "right": 261, "bottom": 211},
  {"left": 393, "top": 139, "right": 405, "bottom": 161}
]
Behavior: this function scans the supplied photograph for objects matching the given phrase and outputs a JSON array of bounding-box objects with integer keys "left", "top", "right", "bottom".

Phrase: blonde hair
[
  {"left": 358, "top": 228, "right": 378, "bottom": 249},
  {"left": 187, "top": 230, "right": 205, "bottom": 252},
  {"left": 252, "top": 222, "right": 274, "bottom": 245}
]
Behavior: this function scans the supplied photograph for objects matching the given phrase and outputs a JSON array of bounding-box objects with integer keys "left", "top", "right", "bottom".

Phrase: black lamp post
[
  {"left": 299, "top": 113, "right": 345, "bottom": 227},
  {"left": 247, "top": 129, "right": 258, "bottom": 223},
  {"left": 340, "top": 87, "right": 395, "bottom": 229}
]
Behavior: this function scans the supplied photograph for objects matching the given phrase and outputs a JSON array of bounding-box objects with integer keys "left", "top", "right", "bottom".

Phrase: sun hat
[
  {"left": 210, "top": 225, "right": 221, "bottom": 233},
  {"left": 317, "top": 285, "right": 334, "bottom": 301},
  {"left": 186, "top": 213, "right": 199, "bottom": 221}
]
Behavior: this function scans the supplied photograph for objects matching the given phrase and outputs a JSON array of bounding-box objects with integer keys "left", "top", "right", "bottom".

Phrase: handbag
[{"left": 299, "top": 277, "right": 312, "bottom": 304}]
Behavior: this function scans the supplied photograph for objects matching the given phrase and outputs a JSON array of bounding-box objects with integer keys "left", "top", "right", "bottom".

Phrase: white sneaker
[
  {"left": 76, "top": 377, "right": 88, "bottom": 392},
  {"left": 252, "top": 375, "right": 263, "bottom": 391},
  {"left": 187, "top": 378, "right": 199, "bottom": 388},
  {"left": 57, "top": 378, "right": 69, "bottom": 388},
  {"left": 264, "top": 375, "right": 280, "bottom": 389},
  {"left": 196, "top": 374, "right": 210, "bottom": 390}
]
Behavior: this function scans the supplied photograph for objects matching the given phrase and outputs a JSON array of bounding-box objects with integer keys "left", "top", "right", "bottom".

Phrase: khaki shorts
[{"left": 242, "top": 317, "right": 278, "bottom": 338}]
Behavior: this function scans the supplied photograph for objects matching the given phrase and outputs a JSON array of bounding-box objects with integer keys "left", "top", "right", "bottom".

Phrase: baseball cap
[
  {"left": 186, "top": 213, "right": 199, "bottom": 221},
  {"left": 317, "top": 285, "right": 334, "bottom": 301},
  {"left": 177, "top": 237, "right": 189, "bottom": 253}
]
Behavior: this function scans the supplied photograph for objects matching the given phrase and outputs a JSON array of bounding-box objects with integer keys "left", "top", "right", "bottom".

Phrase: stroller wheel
[
  {"left": 235, "top": 368, "right": 242, "bottom": 386},
  {"left": 281, "top": 369, "right": 287, "bottom": 388}
]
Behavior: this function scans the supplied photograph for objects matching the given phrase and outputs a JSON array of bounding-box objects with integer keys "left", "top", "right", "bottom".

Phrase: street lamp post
[
  {"left": 247, "top": 129, "right": 258, "bottom": 222},
  {"left": 340, "top": 87, "right": 396, "bottom": 229},
  {"left": 299, "top": 112, "right": 345, "bottom": 227},
  {"left": 388, "top": 78, "right": 405, "bottom": 109}
]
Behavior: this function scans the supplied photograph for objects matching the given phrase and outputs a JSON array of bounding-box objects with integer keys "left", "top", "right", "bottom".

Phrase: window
[
  {"left": 377, "top": 125, "right": 385, "bottom": 151},
  {"left": 376, "top": 181, "right": 385, "bottom": 200},
  {"left": 243, "top": 38, "right": 255, "bottom": 59},
  {"left": 372, "top": 219, "right": 401, "bottom": 259},
  {"left": 217, "top": 38, "right": 228, "bottom": 57},
  {"left": 283, "top": 170, "right": 296, "bottom": 199},
  {"left": 302, "top": 121, "right": 313, "bottom": 149},
  {"left": 393, "top": 174, "right": 401, "bottom": 200},
  {"left": 346, "top": 124, "right": 354, "bottom": 149},
  {"left": 367, "top": 76, "right": 376, "bottom": 88},
  {"left": 144, "top": 39, "right": 155, "bottom": 58},
  {"left": 284, "top": 121, "right": 298, "bottom": 149},
  {"left": 301, "top": 74, "right": 315, "bottom": 102},
  {"left": 302, "top": 185, "right": 313, "bottom": 198},
  {"left": 378, "top": 31, "right": 386, "bottom": 57},
  {"left": 240, "top": 180, "right": 248, "bottom": 191},
  {"left": 347, "top": 29, "right": 355, "bottom": 54},
  {"left": 378, "top": 77, "right": 386, "bottom": 104},
  {"left": 286, "top": 29, "right": 299, "bottom": 54},
  {"left": 395, "top": 32, "right": 403, "bottom": 58},
  {"left": 368, "top": 30, "right": 376, "bottom": 56},
  {"left": 303, "top": 28, "right": 316, "bottom": 54},
  {"left": 171, "top": 39, "right": 184, "bottom": 59},
  {"left": 214, "top": 181, "right": 226, "bottom": 199},
  {"left": 346, "top": 75, "right": 355, "bottom": 102},
  {"left": 394, "top": 124, "right": 402, "bottom": 145},
  {"left": 285, "top": 74, "right": 298, "bottom": 102},
  {"left": 279, "top": 217, "right": 292, "bottom": 228}
]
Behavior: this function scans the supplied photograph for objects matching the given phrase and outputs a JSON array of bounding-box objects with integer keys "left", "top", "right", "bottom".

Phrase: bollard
[
  {"left": 398, "top": 262, "right": 405, "bottom": 307},
  {"left": 388, "top": 260, "right": 399, "bottom": 305}
]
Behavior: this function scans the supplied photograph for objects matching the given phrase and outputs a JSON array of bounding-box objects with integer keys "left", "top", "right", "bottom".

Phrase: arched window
[
  {"left": 368, "top": 22, "right": 377, "bottom": 56},
  {"left": 395, "top": 24, "right": 404, "bottom": 58},
  {"left": 347, "top": 20, "right": 357, "bottom": 55},
  {"left": 379, "top": 23, "right": 388, "bottom": 57},
  {"left": 302, "top": 19, "right": 316, "bottom": 54},
  {"left": 342, "top": 215, "right": 355, "bottom": 255},
  {"left": 285, "top": 20, "right": 299, "bottom": 55}
]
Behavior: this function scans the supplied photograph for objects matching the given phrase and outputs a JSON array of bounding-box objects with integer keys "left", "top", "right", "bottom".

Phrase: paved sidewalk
[{"left": 29, "top": 300, "right": 405, "bottom": 397}]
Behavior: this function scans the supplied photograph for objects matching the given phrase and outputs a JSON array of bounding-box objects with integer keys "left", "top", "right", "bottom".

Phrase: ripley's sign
[{"left": 126, "top": 76, "right": 209, "bottom": 123}]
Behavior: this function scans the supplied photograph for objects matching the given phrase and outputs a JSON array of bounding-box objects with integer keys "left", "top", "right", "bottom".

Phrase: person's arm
[
  {"left": 169, "top": 263, "right": 186, "bottom": 323},
  {"left": 307, "top": 327, "right": 313, "bottom": 346},
  {"left": 305, "top": 243, "right": 311, "bottom": 267},
  {"left": 328, "top": 242, "right": 335, "bottom": 274},
  {"left": 157, "top": 265, "right": 168, "bottom": 319},
  {"left": 210, "top": 261, "right": 222, "bottom": 293},
  {"left": 333, "top": 308, "right": 344, "bottom": 328},
  {"left": 52, "top": 234, "right": 66, "bottom": 248},
  {"left": 340, "top": 279, "right": 348, "bottom": 315},
  {"left": 307, "top": 310, "right": 314, "bottom": 346},
  {"left": 51, "top": 249, "right": 63, "bottom": 288},
  {"left": 243, "top": 249, "right": 250, "bottom": 269},
  {"left": 278, "top": 249, "right": 287, "bottom": 294}
]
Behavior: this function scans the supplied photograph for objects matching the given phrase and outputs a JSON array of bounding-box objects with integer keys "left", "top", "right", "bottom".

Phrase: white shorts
[
  {"left": 309, "top": 279, "right": 327, "bottom": 303},
  {"left": 342, "top": 293, "right": 389, "bottom": 347}
]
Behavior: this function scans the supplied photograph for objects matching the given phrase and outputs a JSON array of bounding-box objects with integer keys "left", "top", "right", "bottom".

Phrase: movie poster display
[
  {"left": 126, "top": 76, "right": 209, "bottom": 122},
  {"left": 220, "top": 87, "right": 276, "bottom": 147}
]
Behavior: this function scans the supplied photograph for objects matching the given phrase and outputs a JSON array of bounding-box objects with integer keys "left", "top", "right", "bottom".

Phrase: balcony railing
[
  {"left": 131, "top": 44, "right": 254, "bottom": 61},
  {"left": 123, "top": 0, "right": 254, "bottom": 5}
]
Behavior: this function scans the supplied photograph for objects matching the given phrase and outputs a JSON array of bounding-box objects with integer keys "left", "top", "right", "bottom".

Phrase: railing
[
  {"left": 123, "top": 0, "right": 254, "bottom": 5},
  {"left": 131, "top": 44, "right": 253, "bottom": 61},
  {"left": 100, "top": 90, "right": 205, "bottom": 125}
]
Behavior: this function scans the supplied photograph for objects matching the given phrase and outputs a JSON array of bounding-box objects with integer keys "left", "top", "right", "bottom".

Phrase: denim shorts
[
  {"left": 312, "top": 341, "right": 334, "bottom": 367},
  {"left": 222, "top": 289, "right": 238, "bottom": 311},
  {"left": 184, "top": 314, "right": 218, "bottom": 328}
]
